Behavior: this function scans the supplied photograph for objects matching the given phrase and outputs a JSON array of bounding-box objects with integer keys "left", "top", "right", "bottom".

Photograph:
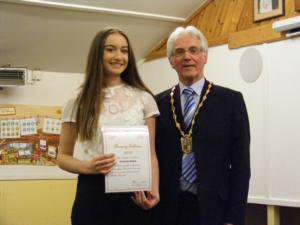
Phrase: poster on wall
[
  {"left": 0, "top": 104, "right": 76, "bottom": 180},
  {"left": 0, "top": 119, "right": 21, "bottom": 139},
  {"left": 0, "top": 116, "right": 60, "bottom": 166},
  {"left": 20, "top": 117, "right": 37, "bottom": 135}
]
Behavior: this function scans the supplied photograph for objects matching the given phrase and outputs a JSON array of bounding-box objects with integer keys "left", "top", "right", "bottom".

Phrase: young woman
[{"left": 58, "top": 28, "right": 159, "bottom": 225}]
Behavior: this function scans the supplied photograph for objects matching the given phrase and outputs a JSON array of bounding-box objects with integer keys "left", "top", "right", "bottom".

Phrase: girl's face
[{"left": 103, "top": 33, "right": 129, "bottom": 78}]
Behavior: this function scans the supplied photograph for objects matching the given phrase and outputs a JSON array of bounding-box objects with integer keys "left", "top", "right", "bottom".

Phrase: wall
[
  {"left": 0, "top": 72, "right": 82, "bottom": 106},
  {"left": 139, "top": 36, "right": 300, "bottom": 208},
  {"left": 0, "top": 180, "right": 76, "bottom": 225},
  {"left": 0, "top": 72, "right": 83, "bottom": 225}
]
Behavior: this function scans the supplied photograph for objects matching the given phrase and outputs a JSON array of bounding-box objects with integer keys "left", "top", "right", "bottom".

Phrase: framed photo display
[{"left": 254, "top": 0, "right": 284, "bottom": 21}]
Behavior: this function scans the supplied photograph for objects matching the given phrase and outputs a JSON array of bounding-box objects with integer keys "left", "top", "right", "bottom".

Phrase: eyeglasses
[{"left": 172, "top": 46, "right": 203, "bottom": 58}]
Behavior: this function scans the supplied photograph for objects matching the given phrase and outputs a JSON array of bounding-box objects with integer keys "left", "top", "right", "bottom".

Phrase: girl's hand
[
  {"left": 86, "top": 154, "right": 116, "bottom": 174},
  {"left": 131, "top": 190, "right": 160, "bottom": 210}
]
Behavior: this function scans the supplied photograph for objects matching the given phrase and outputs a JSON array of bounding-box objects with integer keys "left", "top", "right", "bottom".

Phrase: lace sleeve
[
  {"left": 61, "top": 96, "right": 78, "bottom": 123},
  {"left": 141, "top": 91, "right": 160, "bottom": 119}
]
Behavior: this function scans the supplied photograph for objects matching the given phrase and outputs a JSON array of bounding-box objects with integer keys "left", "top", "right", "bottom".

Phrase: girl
[{"left": 58, "top": 28, "right": 159, "bottom": 225}]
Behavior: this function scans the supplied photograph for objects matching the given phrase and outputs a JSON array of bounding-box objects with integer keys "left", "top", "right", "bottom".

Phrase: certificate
[{"left": 102, "top": 126, "right": 152, "bottom": 193}]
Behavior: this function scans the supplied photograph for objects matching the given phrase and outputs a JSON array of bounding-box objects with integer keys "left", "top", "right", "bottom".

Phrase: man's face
[{"left": 169, "top": 34, "right": 207, "bottom": 86}]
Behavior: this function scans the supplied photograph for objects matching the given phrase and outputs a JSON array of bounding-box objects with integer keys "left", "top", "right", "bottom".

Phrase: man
[{"left": 152, "top": 26, "right": 250, "bottom": 225}]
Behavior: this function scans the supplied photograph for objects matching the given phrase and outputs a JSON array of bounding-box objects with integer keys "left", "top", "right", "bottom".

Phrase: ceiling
[{"left": 0, "top": 0, "right": 206, "bottom": 73}]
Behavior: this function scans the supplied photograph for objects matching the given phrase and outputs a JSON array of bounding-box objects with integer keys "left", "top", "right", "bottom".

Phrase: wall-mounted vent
[{"left": 0, "top": 68, "right": 27, "bottom": 86}]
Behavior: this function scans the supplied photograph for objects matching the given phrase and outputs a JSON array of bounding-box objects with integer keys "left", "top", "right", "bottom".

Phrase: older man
[{"left": 152, "top": 26, "right": 251, "bottom": 225}]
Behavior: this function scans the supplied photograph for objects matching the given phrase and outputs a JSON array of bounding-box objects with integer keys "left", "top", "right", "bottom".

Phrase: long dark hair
[{"left": 75, "top": 28, "right": 151, "bottom": 141}]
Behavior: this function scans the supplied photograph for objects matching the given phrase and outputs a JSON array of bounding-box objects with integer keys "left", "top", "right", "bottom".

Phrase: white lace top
[{"left": 61, "top": 83, "right": 159, "bottom": 160}]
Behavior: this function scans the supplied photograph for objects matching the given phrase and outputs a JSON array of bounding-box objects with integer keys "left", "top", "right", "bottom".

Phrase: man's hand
[{"left": 132, "top": 191, "right": 160, "bottom": 210}]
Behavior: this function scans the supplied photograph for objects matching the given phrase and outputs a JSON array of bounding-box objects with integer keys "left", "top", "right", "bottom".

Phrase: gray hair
[{"left": 166, "top": 26, "right": 208, "bottom": 59}]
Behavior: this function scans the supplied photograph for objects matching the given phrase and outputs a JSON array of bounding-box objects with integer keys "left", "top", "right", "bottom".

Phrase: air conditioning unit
[
  {"left": 0, "top": 68, "right": 32, "bottom": 86},
  {"left": 272, "top": 16, "right": 300, "bottom": 37}
]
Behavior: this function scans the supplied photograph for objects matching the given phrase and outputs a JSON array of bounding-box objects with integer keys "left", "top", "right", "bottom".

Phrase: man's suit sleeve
[{"left": 225, "top": 92, "right": 251, "bottom": 224}]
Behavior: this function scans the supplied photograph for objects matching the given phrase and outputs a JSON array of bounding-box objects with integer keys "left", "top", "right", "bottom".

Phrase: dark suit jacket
[{"left": 152, "top": 80, "right": 251, "bottom": 225}]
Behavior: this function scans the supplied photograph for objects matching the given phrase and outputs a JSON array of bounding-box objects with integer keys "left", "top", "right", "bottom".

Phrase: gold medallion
[{"left": 180, "top": 135, "right": 192, "bottom": 154}]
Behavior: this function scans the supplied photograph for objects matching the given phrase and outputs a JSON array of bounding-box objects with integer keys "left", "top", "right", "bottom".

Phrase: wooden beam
[
  {"left": 295, "top": 0, "right": 300, "bottom": 11},
  {"left": 267, "top": 205, "right": 280, "bottom": 225},
  {"left": 228, "top": 0, "right": 246, "bottom": 33},
  {"left": 185, "top": 0, "right": 214, "bottom": 25},
  {"left": 144, "top": 0, "right": 300, "bottom": 61},
  {"left": 208, "top": 35, "right": 228, "bottom": 47},
  {"left": 228, "top": 23, "right": 284, "bottom": 49}
]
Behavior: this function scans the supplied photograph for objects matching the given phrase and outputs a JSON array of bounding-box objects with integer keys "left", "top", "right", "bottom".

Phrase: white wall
[
  {"left": 139, "top": 37, "right": 300, "bottom": 207},
  {"left": 0, "top": 71, "right": 83, "bottom": 106}
]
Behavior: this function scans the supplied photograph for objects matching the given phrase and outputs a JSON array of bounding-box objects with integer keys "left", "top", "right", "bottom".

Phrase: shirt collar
[{"left": 179, "top": 77, "right": 205, "bottom": 96}]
